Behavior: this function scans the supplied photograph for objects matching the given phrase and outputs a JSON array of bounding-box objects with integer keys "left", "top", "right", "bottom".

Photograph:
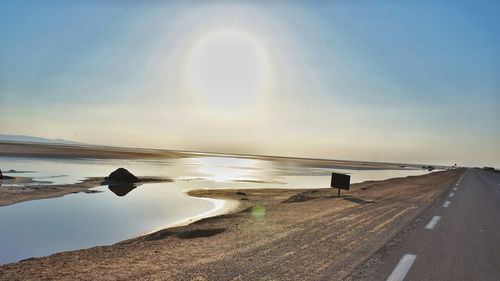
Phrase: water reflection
[
  {"left": 0, "top": 182, "right": 222, "bottom": 264},
  {"left": 0, "top": 156, "right": 430, "bottom": 188},
  {"left": 189, "top": 156, "right": 274, "bottom": 182},
  {"left": 107, "top": 183, "right": 137, "bottom": 197},
  {"left": 0, "top": 155, "right": 432, "bottom": 264}
]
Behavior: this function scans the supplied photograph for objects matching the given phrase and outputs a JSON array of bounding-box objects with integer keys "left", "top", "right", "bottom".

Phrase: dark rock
[
  {"left": 142, "top": 228, "right": 226, "bottom": 242},
  {"left": 235, "top": 191, "right": 246, "bottom": 196},
  {"left": 105, "top": 168, "right": 138, "bottom": 183},
  {"left": 176, "top": 228, "right": 226, "bottom": 239},
  {"left": 282, "top": 192, "right": 316, "bottom": 203},
  {"left": 83, "top": 189, "right": 102, "bottom": 194},
  {"left": 0, "top": 169, "right": 2, "bottom": 179}
]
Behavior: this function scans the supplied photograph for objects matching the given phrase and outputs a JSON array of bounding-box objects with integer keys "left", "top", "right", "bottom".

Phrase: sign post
[{"left": 330, "top": 172, "right": 350, "bottom": 197}]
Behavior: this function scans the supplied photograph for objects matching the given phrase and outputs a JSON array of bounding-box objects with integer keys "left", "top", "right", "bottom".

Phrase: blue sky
[{"left": 1, "top": 1, "right": 499, "bottom": 167}]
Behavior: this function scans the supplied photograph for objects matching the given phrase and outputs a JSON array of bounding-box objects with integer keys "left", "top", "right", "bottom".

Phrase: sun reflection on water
[{"left": 189, "top": 156, "right": 274, "bottom": 182}]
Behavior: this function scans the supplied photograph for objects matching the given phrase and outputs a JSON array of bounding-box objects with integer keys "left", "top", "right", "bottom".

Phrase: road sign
[{"left": 331, "top": 172, "right": 350, "bottom": 196}]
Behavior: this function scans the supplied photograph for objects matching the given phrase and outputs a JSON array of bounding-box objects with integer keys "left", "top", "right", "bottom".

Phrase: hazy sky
[{"left": 1, "top": 1, "right": 499, "bottom": 167}]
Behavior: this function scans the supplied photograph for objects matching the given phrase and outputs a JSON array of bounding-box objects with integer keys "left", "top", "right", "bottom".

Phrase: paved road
[{"left": 360, "top": 168, "right": 500, "bottom": 281}]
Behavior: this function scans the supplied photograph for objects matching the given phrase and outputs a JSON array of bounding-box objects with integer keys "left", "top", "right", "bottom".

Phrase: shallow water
[{"left": 0, "top": 156, "right": 429, "bottom": 264}]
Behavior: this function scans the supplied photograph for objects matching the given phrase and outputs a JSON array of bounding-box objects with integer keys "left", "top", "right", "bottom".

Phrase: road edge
[{"left": 345, "top": 169, "right": 466, "bottom": 281}]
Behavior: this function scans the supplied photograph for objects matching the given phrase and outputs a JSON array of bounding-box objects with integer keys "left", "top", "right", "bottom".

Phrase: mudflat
[
  {"left": 0, "top": 141, "right": 439, "bottom": 170},
  {"left": 0, "top": 169, "right": 462, "bottom": 280},
  {"left": 0, "top": 142, "right": 183, "bottom": 159},
  {"left": 0, "top": 177, "right": 171, "bottom": 207}
]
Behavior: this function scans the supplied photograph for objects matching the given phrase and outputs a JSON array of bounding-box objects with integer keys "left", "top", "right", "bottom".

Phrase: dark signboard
[{"left": 331, "top": 172, "right": 350, "bottom": 190}]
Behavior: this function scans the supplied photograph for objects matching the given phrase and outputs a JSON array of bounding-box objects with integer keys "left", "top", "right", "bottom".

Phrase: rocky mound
[{"left": 105, "top": 168, "right": 138, "bottom": 183}]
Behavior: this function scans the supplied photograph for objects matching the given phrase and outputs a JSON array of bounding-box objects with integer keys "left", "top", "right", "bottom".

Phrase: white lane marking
[
  {"left": 449, "top": 193, "right": 455, "bottom": 197},
  {"left": 453, "top": 187, "right": 457, "bottom": 191},
  {"left": 386, "top": 254, "right": 417, "bottom": 281},
  {"left": 425, "top": 216, "right": 442, "bottom": 230},
  {"left": 443, "top": 201, "right": 451, "bottom": 208}
]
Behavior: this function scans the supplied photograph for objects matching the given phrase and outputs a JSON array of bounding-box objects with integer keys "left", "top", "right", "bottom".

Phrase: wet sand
[
  {"left": 0, "top": 169, "right": 463, "bottom": 280},
  {"left": 0, "top": 177, "right": 172, "bottom": 207}
]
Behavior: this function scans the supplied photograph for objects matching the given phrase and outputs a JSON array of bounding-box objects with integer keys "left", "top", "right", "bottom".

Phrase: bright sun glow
[
  {"left": 189, "top": 30, "right": 270, "bottom": 113},
  {"left": 194, "top": 156, "right": 267, "bottom": 182}
]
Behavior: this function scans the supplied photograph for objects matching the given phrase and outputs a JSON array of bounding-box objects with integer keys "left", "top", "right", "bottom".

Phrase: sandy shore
[{"left": 0, "top": 169, "right": 463, "bottom": 280}]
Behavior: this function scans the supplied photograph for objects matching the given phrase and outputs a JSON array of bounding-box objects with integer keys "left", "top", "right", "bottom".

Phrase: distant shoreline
[{"left": 0, "top": 141, "right": 448, "bottom": 170}]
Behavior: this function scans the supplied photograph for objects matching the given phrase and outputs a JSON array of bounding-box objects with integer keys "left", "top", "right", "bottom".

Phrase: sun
[{"left": 189, "top": 30, "right": 270, "bottom": 114}]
